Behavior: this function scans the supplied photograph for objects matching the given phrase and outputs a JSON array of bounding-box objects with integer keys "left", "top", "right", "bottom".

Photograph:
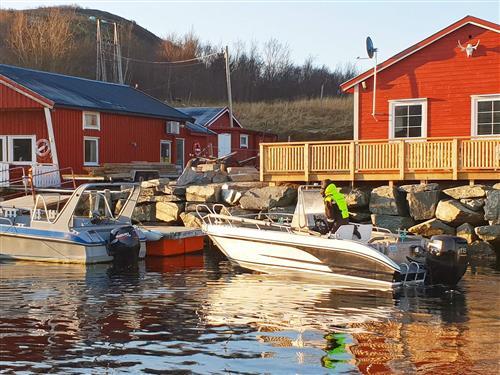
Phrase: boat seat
[{"left": 334, "top": 225, "right": 355, "bottom": 240}]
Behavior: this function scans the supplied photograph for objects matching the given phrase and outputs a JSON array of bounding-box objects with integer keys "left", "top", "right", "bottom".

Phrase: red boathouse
[
  {"left": 340, "top": 15, "right": 500, "bottom": 141},
  {"left": 0, "top": 64, "right": 212, "bottom": 182}
]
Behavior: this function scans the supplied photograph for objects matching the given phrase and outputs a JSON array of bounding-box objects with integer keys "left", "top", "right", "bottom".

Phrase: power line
[{"left": 116, "top": 51, "right": 223, "bottom": 65}]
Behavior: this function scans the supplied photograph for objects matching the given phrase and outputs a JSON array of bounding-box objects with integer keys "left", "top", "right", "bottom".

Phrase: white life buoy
[{"left": 36, "top": 139, "right": 51, "bottom": 157}]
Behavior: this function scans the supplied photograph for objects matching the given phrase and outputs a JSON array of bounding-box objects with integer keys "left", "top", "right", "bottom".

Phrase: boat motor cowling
[
  {"left": 107, "top": 226, "right": 141, "bottom": 264},
  {"left": 425, "top": 235, "right": 469, "bottom": 286}
]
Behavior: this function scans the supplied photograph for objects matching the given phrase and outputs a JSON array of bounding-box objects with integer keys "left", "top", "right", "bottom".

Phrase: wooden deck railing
[{"left": 259, "top": 137, "right": 500, "bottom": 182}]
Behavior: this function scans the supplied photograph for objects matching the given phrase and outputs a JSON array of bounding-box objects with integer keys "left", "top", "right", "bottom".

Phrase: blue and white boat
[{"left": 0, "top": 183, "right": 146, "bottom": 264}]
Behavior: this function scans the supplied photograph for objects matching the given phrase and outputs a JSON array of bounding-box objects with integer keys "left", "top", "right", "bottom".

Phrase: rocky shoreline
[{"left": 131, "top": 163, "right": 499, "bottom": 259}]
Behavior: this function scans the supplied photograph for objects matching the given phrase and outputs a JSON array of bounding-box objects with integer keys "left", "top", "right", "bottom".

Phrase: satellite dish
[{"left": 366, "top": 37, "right": 376, "bottom": 59}]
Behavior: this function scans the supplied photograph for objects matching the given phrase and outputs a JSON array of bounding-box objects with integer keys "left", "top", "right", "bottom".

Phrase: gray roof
[
  {"left": 0, "top": 64, "right": 192, "bottom": 122},
  {"left": 178, "top": 107, "right": 226, "bottom": 128}
]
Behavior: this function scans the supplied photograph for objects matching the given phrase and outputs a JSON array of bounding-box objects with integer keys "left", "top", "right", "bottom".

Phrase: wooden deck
[{"left": 259, "top": 136, "right": 500, "bottom": 182}]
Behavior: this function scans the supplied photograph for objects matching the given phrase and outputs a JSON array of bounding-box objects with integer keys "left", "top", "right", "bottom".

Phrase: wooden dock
[{"left": 259, "top": 136, "right": 500, "bottom": 182}]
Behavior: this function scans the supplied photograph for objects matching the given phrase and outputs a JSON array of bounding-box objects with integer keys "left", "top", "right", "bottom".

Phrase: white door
[{"left": 218, "top": 133, "right": 231, "bottom": 158}]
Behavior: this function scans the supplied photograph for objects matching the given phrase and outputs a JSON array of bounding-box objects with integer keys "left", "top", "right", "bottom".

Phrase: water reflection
[{"left": 0, "top": 251, "right": 498, "bottom": 374}]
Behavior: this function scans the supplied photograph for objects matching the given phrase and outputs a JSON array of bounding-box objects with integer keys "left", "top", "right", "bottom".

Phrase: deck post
[
  {"left": 349, "top": 142, "right": 355, "bottom": 181},
  {"left": 304, "top": 143, "right": 310, "bottom": 182},
  {"left": 259, "top": 143, "right": 264, "bottom": 182},
  {"left": 398, "top": 140, "right": 405, "bottom": 180},
  {"left": 452, "top": 138, "right": 459, "bottom": 180}
]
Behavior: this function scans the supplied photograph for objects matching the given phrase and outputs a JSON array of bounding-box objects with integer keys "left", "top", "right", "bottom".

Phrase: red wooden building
[
  {"left": 178, "top": 107, "right": 277, "bottom": 162},
  {"left": 0, "top": 64, "right": 211, "bottom": 180},
  {"left": 340, "top": 15, "right": 499, "bottom": 141}
]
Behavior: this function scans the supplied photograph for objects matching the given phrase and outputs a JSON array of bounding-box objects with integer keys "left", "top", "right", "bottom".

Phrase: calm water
[{"left": 1, "top": 248, "right": 499, "bottom": 374}]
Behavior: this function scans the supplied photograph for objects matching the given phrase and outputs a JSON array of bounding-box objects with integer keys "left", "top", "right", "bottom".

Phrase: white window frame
[
  {"left": 0, "top": 136, "right": 6, "bottom": 162},
  {"left": 8, "top": 135, "right": 36, "bottom": 164},
  {"left": 388, "top": 98, "right": 428, "bottom": 140},
  {"left": 160, "top": 140, "right": 172, "bottom": 163},
  {"left": 240, "top": 134, "right": 249, "bottom": 149},
  {"left": 83, "top": 136, "right": 99, "bottom": 166},
  {"left": 166, "top": 121, "right": 180, "bottom": 135},
  {"left": 470, "top": 94, "right": 500, "bottom": 137},
  {"left": 82, "top": 111, "right": 100, "bottom": 130}
]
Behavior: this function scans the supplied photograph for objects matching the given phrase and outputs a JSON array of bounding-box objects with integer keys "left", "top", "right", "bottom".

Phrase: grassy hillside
[{"left": 231, "top": 97, "right": 353, "bottom": 141}]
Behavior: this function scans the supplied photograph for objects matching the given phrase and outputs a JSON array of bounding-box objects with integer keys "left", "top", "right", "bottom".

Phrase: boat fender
[{"left": 107, "top": 226, "right": 141, "bottom": 263}]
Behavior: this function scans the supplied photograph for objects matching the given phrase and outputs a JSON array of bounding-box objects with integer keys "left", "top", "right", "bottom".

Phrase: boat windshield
[{"left": 291, "top": 186, "right": 325, "bottom": 230}]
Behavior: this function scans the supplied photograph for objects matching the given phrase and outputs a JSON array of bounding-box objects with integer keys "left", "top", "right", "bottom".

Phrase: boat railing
[
  {"left": 197, "top": 204, "right": 292, "bottom": 232},
  {"left": 31, "top": 194, "right": 60, "bottom": 223}
]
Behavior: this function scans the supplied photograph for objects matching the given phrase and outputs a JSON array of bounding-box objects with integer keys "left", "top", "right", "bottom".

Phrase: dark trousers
[{"left": 325, "top": 201, "right": 349, "bottom": 233}]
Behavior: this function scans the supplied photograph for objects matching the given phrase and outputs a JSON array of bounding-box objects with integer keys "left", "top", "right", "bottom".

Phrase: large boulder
[
  {"left": 221, "top": 187, "right": 242, "bottom": 206},
  {"left": 132, "top": 204, "right": 156, "bottom": 222},
  {"left": 154, "top": 194, "right": 184, "bottom": 203},
  {"left": 180, "top": 212, "right": 203, "bottom": 229},
  {"left": 435, "top": 200, "right": 485, "bottom": 227},
  {"left": 459, "top": 198, "right": 485, "bottom": 212},
  {"left": 406, "top": 190, "right": 441, "bottom": 221},
  {"left": 408, "top": 219, "right": 455, "bottom": 237},
  {"left": 369, "top": 186, "right": 408, "bottom": 216},
  {"left": 443, "top": 185, "right": 490, "bottom": 200},
  {"left": 398, "top": 183, "right": 440, "bottom": 193},
  {"left": 468, "top": 241, "right": 496, "bottom": 259},
  {"left": 137, "top": 187, "right": 156, "bottom": 203},
  {"left": 484, "top": 189, "right": 500, "bottom": 224},
  {"left": 140, "top": 178, "right": 170, "bottom": 189},
  {"left": 456, "top": 223, "right": 477, "bottom": 244},
  {"left": 239, "top": 186, "right": 297, "bottom": 211},
  {"left": 475, "top": 225, "right": 500, "bottom": 248},
  {"left": 371, "top": 214, "right": 415, "bottom": 234},
  {"left": 156, "top": 202, "right": 184, "bottom": 223},
  {"left": 212, "top": 171, "right": 229, "bottom": 183},
  {"left": 342, "top": 188, "right": 370, "bottom": 208},
  {"left": 185, "top": 184, "right": 221, "bottom": 203},
  {"left": 159, "top": 184, "right": 186, "bottom": 197}
]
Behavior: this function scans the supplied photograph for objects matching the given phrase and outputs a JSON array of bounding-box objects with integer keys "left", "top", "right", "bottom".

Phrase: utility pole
[
  {"left": 113, "top": 22, "right": 124, "bottom": 84},
  {"left": 224, "top": 45, "right": 234, "bottom": 128}
]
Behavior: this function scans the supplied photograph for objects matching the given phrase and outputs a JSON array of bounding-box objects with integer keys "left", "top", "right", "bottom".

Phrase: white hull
[
  {"left": 0, "top": 234, "right": 146, "bottom": 264},
  {"left": 205, "top": 224, "right": 401, "bottom": 289}
]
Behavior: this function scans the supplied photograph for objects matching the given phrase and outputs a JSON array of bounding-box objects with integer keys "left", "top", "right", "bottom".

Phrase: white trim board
[{"left": 388, "top": 98, "right": 428, "bottom": 139}]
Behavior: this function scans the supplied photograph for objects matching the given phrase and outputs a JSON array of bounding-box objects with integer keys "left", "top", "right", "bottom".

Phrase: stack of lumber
[
  {"left": 227, "top": 166, "right": 260, "bottom": 182},
  {"left": 85, "top": 162, "right": 179, "bottom": 179}
]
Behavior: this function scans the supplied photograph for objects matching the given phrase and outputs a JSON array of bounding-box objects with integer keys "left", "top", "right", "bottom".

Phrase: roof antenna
[{"left": 366, "top": 36, "right": 378, "bottom": 119}]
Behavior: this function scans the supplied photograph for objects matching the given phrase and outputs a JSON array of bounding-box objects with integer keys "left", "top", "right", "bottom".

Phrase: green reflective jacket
[{"left": 324, "top": 183, "right": 349, "bottom": 219}]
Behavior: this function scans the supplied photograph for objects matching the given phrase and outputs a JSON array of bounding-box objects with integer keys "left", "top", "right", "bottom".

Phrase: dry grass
[
  {"left": 232, "top": 97, "right": 353, "bottom": 141},
  {"left": 192, "top": 97, "right": 353, "bottom": 141}
]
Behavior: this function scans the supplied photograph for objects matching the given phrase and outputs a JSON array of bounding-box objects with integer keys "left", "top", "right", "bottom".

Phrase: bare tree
[
  {"left": 262, "top": 38, "right": 291, "bottom": 80},
  {"left": 7, "top": 8, "right": 76, "bottom": 71}
]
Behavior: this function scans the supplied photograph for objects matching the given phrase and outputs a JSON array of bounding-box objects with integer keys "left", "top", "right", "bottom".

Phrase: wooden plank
[
  {"left": 399, "top": 140, "right": 405, "bottom": 179},
  {"left": 452, "top": 138, "right": 458, "bottom": 180},
  {"left": 304, "top": 143, "right": 309, "bottom": 182}
]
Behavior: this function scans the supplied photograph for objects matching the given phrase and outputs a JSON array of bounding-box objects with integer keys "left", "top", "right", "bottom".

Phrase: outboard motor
[
  {"left": 107, "top": 226, "right": 141, "bottom": 266},
  {"left": 425, "top": 235, "right": 469, "bottom": 286}
]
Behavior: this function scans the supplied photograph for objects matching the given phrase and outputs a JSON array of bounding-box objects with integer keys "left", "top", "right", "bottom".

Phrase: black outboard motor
[
  {"left": 425, "top": 235, "right": 469, "bottom": 286},
  {"left": 107, "top": 226, "right": 141, "bottom": 266}
]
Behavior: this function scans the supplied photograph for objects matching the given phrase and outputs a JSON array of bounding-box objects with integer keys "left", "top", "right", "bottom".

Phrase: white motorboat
[
  {"left": 0, "top": 183, "right": 146, "bottom": 264},
  {"left": 198, "top": 186, "right": 469, "bottom": 289}
]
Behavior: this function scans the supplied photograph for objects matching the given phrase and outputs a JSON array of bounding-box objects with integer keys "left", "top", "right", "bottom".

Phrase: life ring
[
  {"left": 193, "top": 142, "right": 202, "bottom": 157},
  {"left": 36, "top": 139, "right": 51, "bottom": 157}
]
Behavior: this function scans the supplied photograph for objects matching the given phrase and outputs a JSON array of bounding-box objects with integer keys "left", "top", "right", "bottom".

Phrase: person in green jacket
[{"left": 320, "top": 179, "right": 349, "bottom": 233}]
